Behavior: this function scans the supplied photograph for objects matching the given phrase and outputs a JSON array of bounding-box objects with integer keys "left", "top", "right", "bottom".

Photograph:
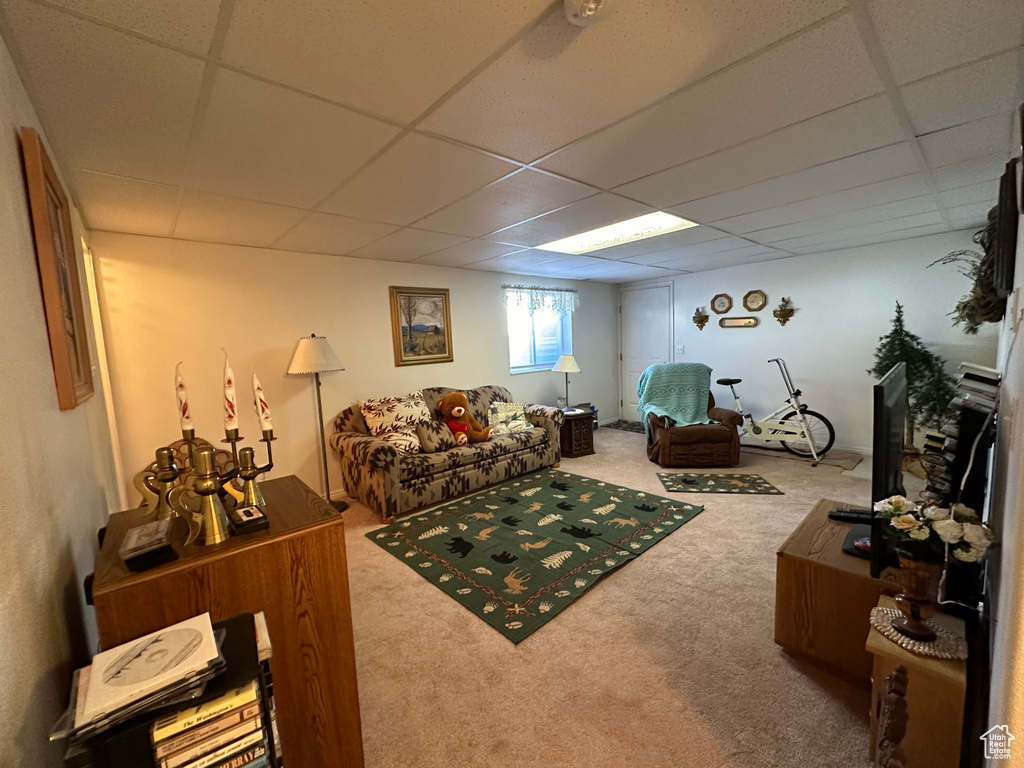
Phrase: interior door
[{"left": 620, "top": 285, "right": 673, "bottom": 421}]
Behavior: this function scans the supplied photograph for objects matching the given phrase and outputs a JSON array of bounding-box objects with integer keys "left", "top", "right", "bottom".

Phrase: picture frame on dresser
[{"left": 19, "top": 126, "right": 93, "bottom": 410}]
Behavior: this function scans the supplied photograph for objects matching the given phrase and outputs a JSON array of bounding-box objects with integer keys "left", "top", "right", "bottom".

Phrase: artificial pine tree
[{"left": 870, "top": 302, "right": 956, "bottom": 448}]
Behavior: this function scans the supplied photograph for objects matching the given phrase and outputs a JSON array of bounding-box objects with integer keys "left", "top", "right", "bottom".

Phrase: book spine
[
  {"left": 155, "top": 704, "right": 260, "bottom": 759},
  {"left": 179, "top": 730, "right": 264, "bottom": 768},
  {"left": 161, "top": 716, "right": 262, "bottom": 768},
  {"left": 152, "top": 682, "right": 258, "bottom": 742},
  {"left": 211, "top": 745, "right": 267, "bottom": 768}
]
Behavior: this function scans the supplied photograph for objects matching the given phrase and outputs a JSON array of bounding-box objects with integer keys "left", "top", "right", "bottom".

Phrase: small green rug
[
  {"left": 657, "top": 472, "right": 783, "bottom": 495},
  {"left": 603, "top": 419, "right": 645, "bottom": 433},
  {"left": 368, "top": 469, "right": 703, "bottom": 643}
]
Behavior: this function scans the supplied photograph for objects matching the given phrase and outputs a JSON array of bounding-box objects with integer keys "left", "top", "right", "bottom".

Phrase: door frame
[{"left": 618, "top": 280, "right": 675, "bottom": 421}]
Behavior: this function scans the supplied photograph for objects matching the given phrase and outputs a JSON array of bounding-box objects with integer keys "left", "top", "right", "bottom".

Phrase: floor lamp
[
  {"left": 287, "top": 333, "right": 348, "bottom": 513},
  {"left": 552, "top": 354, "right": 581, "bottom": 410}
]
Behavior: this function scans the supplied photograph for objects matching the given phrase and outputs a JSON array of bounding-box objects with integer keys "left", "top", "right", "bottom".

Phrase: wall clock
[
  {"left": 743, "top": 290, "right": 767, "bottom": 312},
  {"left": 711, "top": 293, "right": 732, "bottom": 314}
]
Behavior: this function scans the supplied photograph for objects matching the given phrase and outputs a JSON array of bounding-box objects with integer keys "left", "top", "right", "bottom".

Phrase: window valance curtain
[{"left": 502, "top": 285, "right": 580, "bottom": 316}]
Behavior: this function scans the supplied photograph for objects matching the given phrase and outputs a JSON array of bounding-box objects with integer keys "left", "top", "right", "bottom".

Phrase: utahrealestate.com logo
[{"left": 981, "top": 725, "right": 1014, "bottom": 760}]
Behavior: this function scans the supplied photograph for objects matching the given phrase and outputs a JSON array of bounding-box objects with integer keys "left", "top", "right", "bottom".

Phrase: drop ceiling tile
[
  {"left": 640, "top": 236, "right": 760, "bottom": 266},
  {"left": 320, "top": 133, "right": 517, "bottom": 226},
  {"left": 938, "top": 181, "right": 998, "bottom": 210},
  {"left": 273, "top": 212, "right": 398, "bottom": 255},
  {"left": 593, "top": 224, "right": 730, "bottom": 261},
  {"left": 1, "top": 1, "right": 204, "bottom": 185},
  {"left": 485, "top": 193, "right": 653, "bottom": 248},
  {"left": 868, "top": 0, "right": 1024, "bottom": 85},
  {"left": 413, "top": 240, "right": 524, "bottom": 268},
  {"left": 350, "top": 228, "right": 468, "bottom": 262},
  {"left": 946, "top": 202, "right": 992, "bottom": 227},
  {"left": 422, "top": 0, "right": 844, "bottom": 162},
  {"left": 41, "top": 0, "right": 222, "bottom": 54},
  {"left": 174, "top": 191, "right": 307, "bottom": 247},
  {"left": 415, "top": 170, "right": 597, "bottom": 238},
  {"left": 468, "top": 250, "right": 569, "bottom": 273},
  {"left": 651, "top": 249, "right": 781, "bottom": 272},
  {"left": 220, "top": 0, "right": 553, "bottom": 123},
  {"left": 189, "top": 68, "right": 400, "bottom": 208},
  {"left": 788, "top": 223, "right": 948, "bottom": 254},
  {"left": 901, "top": 50, "right": 1024, "bottom": 135},
  {"left": 72, "top": 171, "right": 180, "bottom": 236},
  {"left": 748, "top": 196, "right": 939, "bottom": 243},
  {"left": 604, "top": 265, "right": 688, "bottom": 283},
  {"left": 536, "top": 14, "right": 882, "bottom": 187},
  {"left": 672, "top": 143, "right": 919, "bottom": 223},
  {"left": 614, "top": 95, "right": 903, "bottom": 208},
  {"left": 712, "top": 174, "right": 931, "bottom": 234},
  {"left": 767, "top": 211, "right": 944, "bottom": 250},
  {"left": 918, "top": 113, "right": 1013, "bottom": 169},
  {"left": 932, "top": 154, "right": 1006, "bottom": 192}
]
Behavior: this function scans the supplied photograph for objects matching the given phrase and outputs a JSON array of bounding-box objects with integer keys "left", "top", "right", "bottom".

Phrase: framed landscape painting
[
  {"left": 20, "top": 126, "right": 93, "bottom": 410},
  {"left": 389, "top": 286, "right": 453, "bottom": 366}
]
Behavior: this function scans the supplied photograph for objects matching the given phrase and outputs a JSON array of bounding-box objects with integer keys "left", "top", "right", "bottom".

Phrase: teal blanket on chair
[{"left": 637, "top": 363, "right": 714, "bottom": 436}]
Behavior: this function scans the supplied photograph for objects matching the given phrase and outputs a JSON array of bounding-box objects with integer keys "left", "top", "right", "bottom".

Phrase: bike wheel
[{"left": 779, "top": 410, "right": 835, "bottom": 458}]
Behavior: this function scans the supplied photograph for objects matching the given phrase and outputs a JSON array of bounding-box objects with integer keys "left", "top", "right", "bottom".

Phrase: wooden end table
[{"left": 560, "top": 408, "right": 595, "bottom": 458}]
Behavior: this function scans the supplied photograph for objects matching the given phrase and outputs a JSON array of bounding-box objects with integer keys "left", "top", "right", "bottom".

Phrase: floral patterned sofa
[{"left": 330, "top": 385, "right": 564, "bottom": 521}]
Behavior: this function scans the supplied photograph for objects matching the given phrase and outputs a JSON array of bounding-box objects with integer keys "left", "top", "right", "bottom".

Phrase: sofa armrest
[
  {"left": 524, "top": 404, "right": 565, "bottom": 445},
  {"left": 707, "top": 406, "right": 743, "bottom": 427},
  {"left": 331, "top": 431, "right": 399, "bottom": 472}
]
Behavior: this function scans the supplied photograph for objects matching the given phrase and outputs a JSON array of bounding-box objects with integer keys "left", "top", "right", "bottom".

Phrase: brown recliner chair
[{"left": 646, "top": 392, "right": 743, "bottom": 468}]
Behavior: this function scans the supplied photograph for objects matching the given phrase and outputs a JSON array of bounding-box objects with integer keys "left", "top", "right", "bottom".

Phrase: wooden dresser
[
  {"left": 560, "top": 409, "right": 595, "bottom": 458},
  {"left": 92, "top": 475, "right": 364, "bottom": 768}
]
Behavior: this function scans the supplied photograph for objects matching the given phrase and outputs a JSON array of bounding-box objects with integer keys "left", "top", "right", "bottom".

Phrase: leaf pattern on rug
[
  {"left": 657, "top": 472, "right": 783, "bottom": 495},
  {"left": 366, "top": 469, "right": 703, "bottom": 643}
]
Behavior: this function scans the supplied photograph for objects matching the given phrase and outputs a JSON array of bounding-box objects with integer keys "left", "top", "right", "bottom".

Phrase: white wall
[
  {"left": 989, "top": 208, "right": 1024, "bottom": 742},
  {"left": 0, "top": 34, "right": 118, "bottom": 768},
  {"left": 633, "top": 231, "right": 999, "bottom": 453},
  {"left": 90, "top": 233, "right": 619, "bottom": 502}
]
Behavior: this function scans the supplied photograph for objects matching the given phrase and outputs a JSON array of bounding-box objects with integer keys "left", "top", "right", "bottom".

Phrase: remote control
[{"left": 828, "top": 508, "right": 873, "bottom": 523}]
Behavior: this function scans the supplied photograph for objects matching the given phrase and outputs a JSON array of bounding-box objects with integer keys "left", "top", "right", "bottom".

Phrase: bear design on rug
[{"left": 436, "top": 391, "right": 493, "bottom": 446}]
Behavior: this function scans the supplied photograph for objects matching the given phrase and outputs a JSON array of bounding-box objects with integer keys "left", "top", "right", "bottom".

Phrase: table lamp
[
  {"left": 551, "top": 354, "right": 581, "bottom": 410},
  {"left": 287, "top": 333, "right": 347, "bottom": 513}
]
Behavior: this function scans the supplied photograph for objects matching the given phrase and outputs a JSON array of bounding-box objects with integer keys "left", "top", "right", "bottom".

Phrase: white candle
[
  {"left": 252, "top": 369, "right": 273, "bottom": 432},
  {"left": 223, "top": 350, "right": 239, "bottom": 431},
  {"left": 175, "top": 362, "right": 193, "bottom": 430}
]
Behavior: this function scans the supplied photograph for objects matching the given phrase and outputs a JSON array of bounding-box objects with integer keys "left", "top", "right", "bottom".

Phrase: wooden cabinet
[
  {"left": 92, "top": 475, "right": 363, "bottom": 768},
  {"left": 560, "top": 409, "right": 595, "bottom": 458},
  {"left": 774, "top": 498, "right": 902, "bottom": 684}
]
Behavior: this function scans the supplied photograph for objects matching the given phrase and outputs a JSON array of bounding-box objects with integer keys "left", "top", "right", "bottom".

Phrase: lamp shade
[
  {"left": 551, "top": 354, "right": 581, "bottom": 374},
  {"left": 287, "top": 335, "right": 344, "bottom": 375}
]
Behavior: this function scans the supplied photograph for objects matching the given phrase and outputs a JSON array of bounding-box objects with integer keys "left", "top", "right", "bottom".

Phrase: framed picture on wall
[
  {"left": 389, "top": 286, "right": 454, "bottom": 366},
  {"left": 19, "top": 126, "right": 93, "bottom": 410}
]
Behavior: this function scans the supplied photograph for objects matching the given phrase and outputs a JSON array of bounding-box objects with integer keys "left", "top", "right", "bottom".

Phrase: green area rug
[
  {"left": 368, "top": 469, "right": 703, "bottom": 643},
  {"left": 603, "top": 419, "right": 645, "bottom": 433},
  {"left": 657, "top": 472, "right": 783, "bottom": 495}
]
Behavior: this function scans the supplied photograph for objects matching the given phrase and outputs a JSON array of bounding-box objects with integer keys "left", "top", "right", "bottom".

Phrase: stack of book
[
  {"left": 52, "top": 613, "right": 225, "bottom": 751},
  {"left": 150, "top": 680, "right": 269, "bottom": 768},
  {"left": 952, "top": 362, "right": 1001, "bottom": 413}
]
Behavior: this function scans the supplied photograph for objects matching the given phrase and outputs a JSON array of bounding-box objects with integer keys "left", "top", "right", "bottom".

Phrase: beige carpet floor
[{"left": 340, "top": 429, "right": 888, "bottom": 768}]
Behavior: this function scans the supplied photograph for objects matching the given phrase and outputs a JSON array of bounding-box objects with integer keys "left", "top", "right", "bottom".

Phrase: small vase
[{"left": 891, "top": 555, "right": 941, "bottom": 642}]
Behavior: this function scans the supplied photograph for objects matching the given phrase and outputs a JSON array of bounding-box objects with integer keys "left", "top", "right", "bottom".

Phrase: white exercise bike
[{"left": 716, "top": 358, "right": 835, "bottom": 466}]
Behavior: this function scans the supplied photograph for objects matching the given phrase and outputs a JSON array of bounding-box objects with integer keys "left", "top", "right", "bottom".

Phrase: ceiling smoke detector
[{"left": 564, "top": 0, "right": 606, "bottom": 27}]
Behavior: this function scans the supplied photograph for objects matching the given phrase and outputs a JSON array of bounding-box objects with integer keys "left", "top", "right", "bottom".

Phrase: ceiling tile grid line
[
  {"left": 846, "top": 0, "right": 958, "bottom": 230},
  {"left": 520, "top": 7, "right": 853, "bottom": 170},
  {"left": 168, "top": 0, "right": 239, "bottom": 237}
]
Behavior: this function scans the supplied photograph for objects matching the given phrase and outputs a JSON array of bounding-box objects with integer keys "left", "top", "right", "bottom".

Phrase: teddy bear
[{"left": 436, "top": 392, "right": 492, "bottom": 446}]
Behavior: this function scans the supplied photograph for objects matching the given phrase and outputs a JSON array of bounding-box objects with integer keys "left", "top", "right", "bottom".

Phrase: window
[{"left": 503, "top": 286, "right": 576, "bottom": 374}]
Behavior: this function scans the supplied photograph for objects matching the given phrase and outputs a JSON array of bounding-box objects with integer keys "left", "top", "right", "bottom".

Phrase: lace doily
[{"left": 869, "top": 606, "right": 968, "bottom": 660}]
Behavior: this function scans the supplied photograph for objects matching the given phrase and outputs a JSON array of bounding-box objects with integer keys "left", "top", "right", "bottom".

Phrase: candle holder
[
  {"left": 191, "top": 445, "right": 232, "bottom": 545},
  {"left": 142, "top": 447, "right": 184, "bottom": 520},
  {"left": 238, "top": 429, "right": 275, "bottom": 509}
]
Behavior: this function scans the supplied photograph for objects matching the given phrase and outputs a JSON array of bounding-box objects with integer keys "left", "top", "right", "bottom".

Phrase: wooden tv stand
[{"left": 774, "top": 498, "right": 902, "bottom": 685}]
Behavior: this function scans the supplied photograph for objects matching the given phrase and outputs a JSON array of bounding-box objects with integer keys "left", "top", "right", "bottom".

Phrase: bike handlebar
[{"left": 767, "top": 358, "right": 797, "bottom": 395}]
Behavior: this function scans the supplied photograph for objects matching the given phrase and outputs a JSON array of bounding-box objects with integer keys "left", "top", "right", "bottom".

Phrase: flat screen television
[{"left": 870, "top": 361, "right": 907, "bottom": 578}]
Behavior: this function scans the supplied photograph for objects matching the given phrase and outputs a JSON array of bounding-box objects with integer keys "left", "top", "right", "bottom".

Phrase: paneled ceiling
[{"left": 1, "top": 0, "right": 1021, "bottom": 283}]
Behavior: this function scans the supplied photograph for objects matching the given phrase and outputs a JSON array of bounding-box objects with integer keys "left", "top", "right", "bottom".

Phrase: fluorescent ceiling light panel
[{"left": 537, "top": 211, "right": 698, "bottom": 254}]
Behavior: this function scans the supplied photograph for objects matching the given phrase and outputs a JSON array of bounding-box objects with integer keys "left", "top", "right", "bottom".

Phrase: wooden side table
[
  {"left": 92, "top": 476, "right": 364, "bottom": 768},
  {"left": 866, "top": 595, "right": 966, "bottom": 768},
  {"left": 560, "top": 409, "right": 595, "bottom": 458}
]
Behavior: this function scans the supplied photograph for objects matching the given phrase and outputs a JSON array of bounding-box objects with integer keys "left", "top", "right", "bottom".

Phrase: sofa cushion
[
  {"left": 398, "top": 427, "right": 547, "bottom": 482},
  {"left": 416, "top": 420, "right": 459, "bottom": 453},
  {"left": 488, "top": 402, "right": 531, "bottom": 435},
  {"left": 360, "top": 391, "right": 432, "bottom": 455},
  {"left": 422, "top": 385, "right": 512, "bottom": 427}
]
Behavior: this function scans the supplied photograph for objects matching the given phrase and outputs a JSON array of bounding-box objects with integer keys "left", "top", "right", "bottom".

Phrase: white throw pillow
[{"left": 360, "top": 391, "right": 432, "bottom": 453}]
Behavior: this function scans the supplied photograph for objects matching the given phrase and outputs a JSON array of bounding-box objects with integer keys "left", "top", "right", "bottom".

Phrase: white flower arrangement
[{"left": 871, "top": 495, "right": 995, "bottom": 563}]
